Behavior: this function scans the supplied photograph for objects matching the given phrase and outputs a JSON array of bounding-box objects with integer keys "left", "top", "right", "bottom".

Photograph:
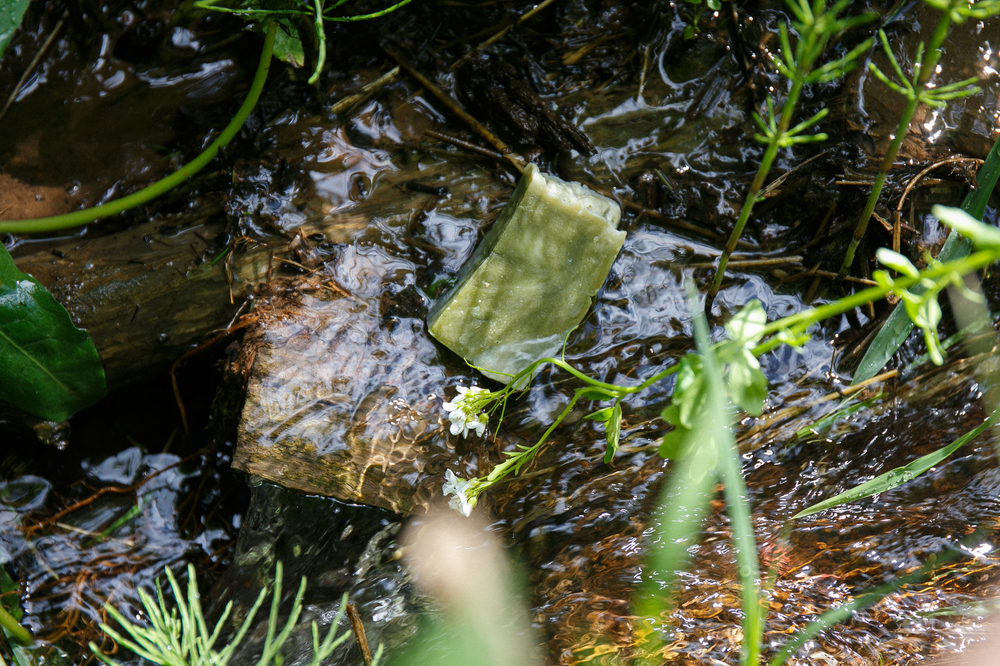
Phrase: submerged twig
[
  {"left": 0, "top": 10, "right": 68, "bottom": 125},
  {"left": 425, "top": 129, "right": 507, "bottom": 161},
  {"left": 449, "top": 0, "right": 560, "bottom": 71},
  {"left": 346, "top": 602, "right": 373, "bottom": 665},
  {"left": 384, "top": 45, "right": 526, "bottom": 175}
]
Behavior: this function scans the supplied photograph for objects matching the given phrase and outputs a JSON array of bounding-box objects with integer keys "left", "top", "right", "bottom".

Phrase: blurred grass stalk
[{"left": 395, "top": 510, "right": 540, "bottom": 666}]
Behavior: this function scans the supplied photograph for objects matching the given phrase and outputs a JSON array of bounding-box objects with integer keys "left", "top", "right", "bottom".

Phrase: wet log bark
[{"left": 10, "top": 207, "right": 269, "bottom": 390}]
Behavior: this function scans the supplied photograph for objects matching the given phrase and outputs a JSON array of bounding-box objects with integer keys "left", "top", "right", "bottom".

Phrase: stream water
[{"left": 4, "top": 1, "right": 1000, "bottom": 664}]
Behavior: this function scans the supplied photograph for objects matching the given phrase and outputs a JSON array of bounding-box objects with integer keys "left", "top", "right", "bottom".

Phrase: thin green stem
[
  {"left": 0, "top": 21, "right": 277, "bottom": 235},
  {"left": 0, "top": 603, "right": 32, "bottom": 646},
  {"left": 707, "top": 82, "right": 803, "bottom": 307},
  {"left": 761, "top": 247, "right": 1000, "bottom": 352},
  {"left": 308, "top": 0, "right": 326, "bottom": 85},
  {"left": 719, "top": 441, "right": 764, "bottom": 665},
  {"left": 839, "top": 5, "right": 956, "bottom": 277}
]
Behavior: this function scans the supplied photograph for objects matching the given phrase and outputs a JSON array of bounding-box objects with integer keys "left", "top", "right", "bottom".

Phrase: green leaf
[
  {"left": 727, "top": 348, "right": 767, "bottom": 416},
  {"left": 273, "top": 23, "right": 305, "bottom": 68},
  {"left": 725, "top": 299, "right": 767, "bottom": 347},
  {"left": 933, "top": 205, "right": 1000, "bottom": 250},
  {"left": 584, "top": 406, "right": 615, "bottom": 421},
  {"left": 793, "top": 409, "right": 997, "bottom": 518},
  {"left": 795, "top": 395, "right": 879, "bottom": 440},
  {"left": 0, "top": 0, "right": 30, "bottom": 61},
  {"left": 876, "top": 248, "right": 919, "bottom": 277},
  {"left": 603, "top": 402, "right": 621, "bottom": 464},
  {"left": 673, "top": 355, "right": 706, "bottom": 427},
  {"left": 0, "top": 246, "right": 106, "bottom": 421}
]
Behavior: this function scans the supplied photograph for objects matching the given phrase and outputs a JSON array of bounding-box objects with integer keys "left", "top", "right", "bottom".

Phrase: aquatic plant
[
  {"left": 0, "top": 1, "right": 413, "bottom": 237},
  {"left": 89, "top": 562, "right": 369, "bottom": 666},
  {"left": 0, "top": 0, "right": 414, "bottom": 423},
  {"left": 705, "top": 0, "right": 876, "bottom": 308},
  {"left": 196, "top": 0, "right": 414, "bottom": 85},
  {"left": 438, "top": 203, "right": 1000, "bottom": 662}
]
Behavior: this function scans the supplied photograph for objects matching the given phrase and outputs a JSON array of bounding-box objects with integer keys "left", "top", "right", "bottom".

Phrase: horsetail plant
[
  {"left": 89, "top": 562, "right": 367, "bottom": 666},
  {"left": 837, "top": 0, "right": 1000, "bottom": 277},
  {"left": 705, "top": 0, "right": 875, "bottom": 309}
]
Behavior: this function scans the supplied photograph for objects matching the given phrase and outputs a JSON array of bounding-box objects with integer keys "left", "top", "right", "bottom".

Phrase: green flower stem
[
  {"left": 0, "top": 603, "right": 32, "bottom": 646},
  {"left": 760, "top": 246, "right": 1000, "bottom": 352},
  {"left": 309, "top": 0, "right": 326, "bottom": 85},
  {"left": 0, "top": 21, "right": 277, "bottom": 236},
  {"left": 718, "top": 413, "right": 764, "bottom": 666},
  {"left": 838, "top": 5, "right": 957, "bottom": 277}
]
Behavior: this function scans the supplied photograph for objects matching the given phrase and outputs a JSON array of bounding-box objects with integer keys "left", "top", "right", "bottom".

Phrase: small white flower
[
  {"left": 442, "top": 469, "right": 477, "bottom": 516},
  {"left": 442, "top": 385, "right": 490, "bottom": 439}
]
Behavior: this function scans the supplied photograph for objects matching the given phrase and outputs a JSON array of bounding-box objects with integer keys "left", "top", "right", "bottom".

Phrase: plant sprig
[
  {"left": 89, "top": 562, "right": 360, "bottom": 666},
  {"left": 195, "top": 0, "right": 413, "bottom": 84},
  {"left": 705, "top": 0, "right": 875, "bottom": 309},
  {"left": 838, "top": 0, "right": 1000, "bottom": 277}
]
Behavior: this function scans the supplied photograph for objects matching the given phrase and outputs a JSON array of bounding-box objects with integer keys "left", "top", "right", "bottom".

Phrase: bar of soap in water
[{"left": 428, "top": 163, "right": 625, "bottom": 384}]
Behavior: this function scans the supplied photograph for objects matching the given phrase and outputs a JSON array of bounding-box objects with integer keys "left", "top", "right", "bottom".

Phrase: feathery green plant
[
  {"left": 89, "top": 562, "right": 367, "bottom": 666},
  {"left": 704, "top": 0, "right": 875, "bottom": 309},
  {"left": 838, "top": 0, "right": 1000, "bottom": 277}
]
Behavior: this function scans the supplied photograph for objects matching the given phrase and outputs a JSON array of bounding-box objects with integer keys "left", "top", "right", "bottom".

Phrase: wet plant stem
[
  {"left": 839, "top": 5, "right": 959, "bottom": 277},
  {"left": 706, "top": 0, "right": 874, "bottom": 309},
  {"left": 0, "top": 21, "right": 277, "bottom": 236},
  {"left": 0, "top": 604, "right": 32, "bottom": 647}
]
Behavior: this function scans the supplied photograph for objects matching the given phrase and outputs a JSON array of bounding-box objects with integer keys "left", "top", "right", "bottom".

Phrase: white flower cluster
[
  {"left": 442, "top": 469, "right": 477, "bottom": 516},
  {"left": 442, "top": 385, "right": 489, "bottom": 438}
]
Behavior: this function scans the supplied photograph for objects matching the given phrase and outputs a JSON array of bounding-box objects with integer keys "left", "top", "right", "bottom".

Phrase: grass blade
[
  {"left": 793, "top": 408, "right": 998, "bottom": 518},
  {"left": 634, "top": 284, "right": 748, "bottom": 657}
]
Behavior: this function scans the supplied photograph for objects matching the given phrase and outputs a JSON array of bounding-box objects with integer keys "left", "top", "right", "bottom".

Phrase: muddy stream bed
[{"left": 4, "top": 0, "right": 1000, "bottom": 664}]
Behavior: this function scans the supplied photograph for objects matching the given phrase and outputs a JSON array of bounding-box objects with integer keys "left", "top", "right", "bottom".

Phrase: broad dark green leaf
[
  {"left": 854, "top": 134, "right": 1000, "bottom": 384},
  {"left": 793, "top": 409, "right": 997, "bottom": 518},
  {"left": 0, "top": 246, "right": 106, "bottom": 421},
  {"left": 0, "top": 0, "right": 31, "bottom": 61}
]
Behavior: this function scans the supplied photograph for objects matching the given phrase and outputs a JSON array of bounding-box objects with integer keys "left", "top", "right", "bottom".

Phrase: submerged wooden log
[{"left": 9, "top": 208, "right": 269, "bottom": 390}]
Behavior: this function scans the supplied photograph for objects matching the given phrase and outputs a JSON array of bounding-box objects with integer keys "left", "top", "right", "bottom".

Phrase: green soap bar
[{"left": 428, "top": 163, "right": 625, "bottom": 384}]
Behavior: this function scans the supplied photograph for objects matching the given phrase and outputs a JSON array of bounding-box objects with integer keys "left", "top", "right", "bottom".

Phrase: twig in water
[
  {"left": 449, "top": 0, "right": 560, "bottom": 70},
  {"left": 425, "top": 129, "right": 507, "bottom": 161},
  {"left": 894, "top": 156, "right": 983, "bottom": 253},
  {"left": 347, "top": 602, "right": 373, "bottom": 665},
  {"left": 329, "top": 66, "right": 400, "bottom": 114},
  {"left": 384, "top": 45, "right": 525, "bottom": 175},
  {"left": 0, "top": 10, "right": 69, "bottom": 125},
  {"left": 687, "top": 255, "right": 803, "bottom": 270}
]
